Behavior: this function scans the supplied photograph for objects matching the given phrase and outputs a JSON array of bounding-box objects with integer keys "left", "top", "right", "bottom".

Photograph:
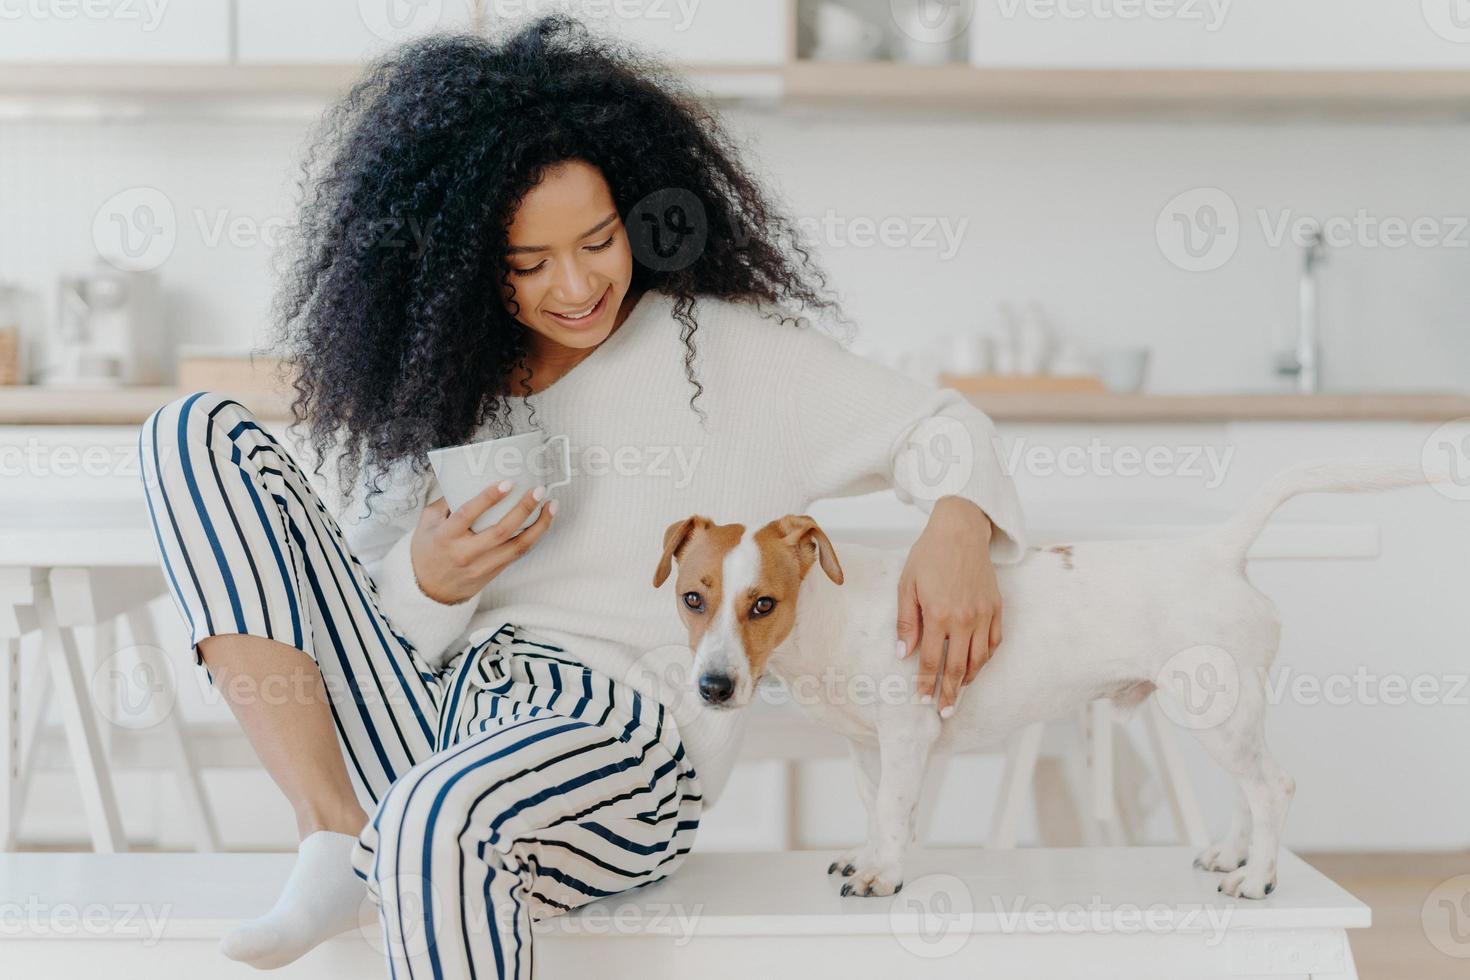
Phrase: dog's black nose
[{"left": 698, "top": 673, "right": 734, "bottom": 704}]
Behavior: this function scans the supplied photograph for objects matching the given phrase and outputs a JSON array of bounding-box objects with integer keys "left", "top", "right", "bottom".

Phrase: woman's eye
[
  {"left": 510, "top": 262, "right": 545, "bottom": 278},
  {"left": 682, "top": 592, "right": 703, "bottom": 611},
  {"left": 585, "top": 234, "right": 616, "bottom": 252},
  {"left": 751, "top": 596, "right": 775, "bottom": 616}
]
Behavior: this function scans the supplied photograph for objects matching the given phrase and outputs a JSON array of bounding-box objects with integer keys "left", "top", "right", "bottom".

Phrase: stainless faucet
[{"left": 1275, "top": 228, "right": 1327, "bottom": 394}]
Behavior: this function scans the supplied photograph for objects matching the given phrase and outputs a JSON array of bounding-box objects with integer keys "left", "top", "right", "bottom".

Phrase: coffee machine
[{"left": 37, "top": 260, "right": 166, "bottom": 386}]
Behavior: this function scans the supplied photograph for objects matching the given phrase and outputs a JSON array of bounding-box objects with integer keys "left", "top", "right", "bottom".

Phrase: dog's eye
[
  {"left": 682, "top": 592, "right": 704, "bottom": 612},
  {"left": 751, "top": 596, "right": 775, "bottom": 617}
]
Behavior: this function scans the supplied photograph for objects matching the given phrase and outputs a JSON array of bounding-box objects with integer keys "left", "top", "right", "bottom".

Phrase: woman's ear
[{"left": 653, "top": 515, "right": 709, "bottom": 588}]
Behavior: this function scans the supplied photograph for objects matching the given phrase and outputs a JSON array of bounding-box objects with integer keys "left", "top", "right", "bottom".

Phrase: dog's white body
[
  {"left": 773, "top": 534, "right": 1275, "bottom": 751},
  {"left": 713, "top": 461, "right": 1439, "bottom": 900}
]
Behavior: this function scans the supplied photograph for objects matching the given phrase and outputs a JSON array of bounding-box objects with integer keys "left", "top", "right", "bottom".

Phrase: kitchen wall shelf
[
  {"left": 4, "top": 62, "right": 1470, "bottom": 118},
  {"left": 7, "top": 384, "right": 1469, "bottom": 427},
  {"left": 781, "top": 62, "right": 1470, "bottom": 116},
  {"left": 0, "top": 63, "right": 782, "bottom": 103}
]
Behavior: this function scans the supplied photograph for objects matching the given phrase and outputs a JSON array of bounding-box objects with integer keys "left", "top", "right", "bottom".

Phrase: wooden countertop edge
[
  {"left": 965, "top": 391, "right": 1470, "bottom": 422},
  {"left": 0, "top": 386, "right": 294, "bottom": 426},
  {"left": 3, "top": 385, "right": 1470, "bottom": 425}
]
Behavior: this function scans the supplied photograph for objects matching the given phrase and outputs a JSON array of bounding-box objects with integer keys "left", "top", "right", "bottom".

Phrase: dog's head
[{"left": 652, "top": 514, "right": 844, "bottom": 709}]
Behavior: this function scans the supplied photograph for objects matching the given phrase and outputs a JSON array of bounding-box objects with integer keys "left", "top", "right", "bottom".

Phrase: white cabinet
[
  {"left": 0, "top": 0, "right": 230, "bottom": 62},
  {"left": 971, "top": 0, "right": 1470, "bottom": 70},
  {"left": 485, "top": 0, "right": 790, "bottom": 65},
  {"left": 236, "top": 0, "right": 478, "bottom": 64},
  {"left": 238, "top": 1, "right": 789, "bottom": 67}
]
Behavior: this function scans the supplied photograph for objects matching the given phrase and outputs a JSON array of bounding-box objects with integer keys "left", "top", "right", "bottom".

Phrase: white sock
[{"left": 220, "top": 829, "right": 371, "bottom": 970}]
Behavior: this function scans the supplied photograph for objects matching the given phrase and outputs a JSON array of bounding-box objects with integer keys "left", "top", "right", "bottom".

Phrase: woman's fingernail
[
  {"left": 498, "top": 480, "right": 513, "bottom": 492},
  {"left": 548, "top": 499, "right": 559, "bottom": 516},
  {"left": 532, "top": 485, "right": 546, "bottom": 501},
  {"left": 940, "top": 705, "right": 955, "bottom": 720},
  {"left": 895, "top": 640, "right": 907, "bottom": 660},
  {"left": 919, "top": 693, "right": 932, "bottom": 705}
]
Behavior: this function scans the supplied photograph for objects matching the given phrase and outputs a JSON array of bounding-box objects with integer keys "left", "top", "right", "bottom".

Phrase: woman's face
[{"left": 502, "top": 159, "right": 635, "bottom": 354}]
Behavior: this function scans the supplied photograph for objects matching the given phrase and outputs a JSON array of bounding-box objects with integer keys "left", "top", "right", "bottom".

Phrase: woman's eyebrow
[{"left": 506, "top": 212, "right": 618, "bottom": 255}]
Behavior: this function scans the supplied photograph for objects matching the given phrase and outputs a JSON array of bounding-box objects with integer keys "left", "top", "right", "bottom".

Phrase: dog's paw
[
  {"left": 1217, "top": 865, "right": 1277, "bottom": 900},
  {"left": 1193, "top": 842, "right": 1248, "bottom": 874},
  {"left": 827, "top": 847, "right": 873, "bottom": 877},
  {"left": 838, "top": 861, "right": 904, "bottom": 897}
]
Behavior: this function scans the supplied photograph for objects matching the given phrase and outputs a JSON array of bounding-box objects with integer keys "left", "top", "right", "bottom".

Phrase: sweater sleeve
[
  {"left": 335, "top": 458, "right": 481, "bottom": 669},
  {"left": 780, "top": 324, "right": 1028, "bottom": 565}
]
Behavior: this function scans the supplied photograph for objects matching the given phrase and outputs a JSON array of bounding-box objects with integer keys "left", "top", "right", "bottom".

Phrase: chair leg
[
  {"left": 35, "top": 599, "right": 126, "bottom": 852},
  {"left": 1, "top": 636, "right": 18, "bottom": 850},
  {"left": 125, "top": 607, "right": 221, "bottom": 852},
  {"left": 987, "top": 721, "right": 1043, "bottom": 849},
  {"left": 783, "top": 760, "right": 801, "bottom": 851},
  {"left": 1143, "top": 696, "right": 1210, "bottom": 847},
  {"left": 10, "top": 638, "right": 50, "bottom": 848},
  {"left": 1088, "top": 699, "right": 1127, "bottom": 846}
]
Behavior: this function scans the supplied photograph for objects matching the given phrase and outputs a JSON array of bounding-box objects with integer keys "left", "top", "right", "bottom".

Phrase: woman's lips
[{"left": 546, "top": 287, "right": 610, "bottom": 328}]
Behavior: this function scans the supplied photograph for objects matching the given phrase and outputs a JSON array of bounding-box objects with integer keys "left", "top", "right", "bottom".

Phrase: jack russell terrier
[{"left": 652, "top": 459, "right": 1443, "bottom": 901}]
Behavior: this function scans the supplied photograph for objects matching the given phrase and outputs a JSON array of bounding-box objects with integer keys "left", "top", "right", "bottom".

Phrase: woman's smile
[{"left": 545, "top": 284, "right": 611, "bottom": 330}]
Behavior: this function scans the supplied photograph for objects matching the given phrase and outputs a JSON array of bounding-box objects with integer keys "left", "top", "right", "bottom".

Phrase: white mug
[
  {"left": 1098, "top": 347, "right": 1151, "bottom": 394},
  {"left": 428, "top": 430, "right": 571, "bottom": 534}
]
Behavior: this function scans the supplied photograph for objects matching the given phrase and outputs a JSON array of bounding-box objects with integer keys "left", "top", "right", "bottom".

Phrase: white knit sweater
[{"left": 338, "top": 289, "right": 1028, "bottom": 810}]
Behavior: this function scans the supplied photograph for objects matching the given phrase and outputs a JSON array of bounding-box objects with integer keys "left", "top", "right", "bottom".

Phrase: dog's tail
[{"left": 1205, "top": 458, "right": 1443, "bottom": 565}]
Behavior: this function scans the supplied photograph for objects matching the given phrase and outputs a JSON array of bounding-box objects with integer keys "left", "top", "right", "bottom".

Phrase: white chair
[{"left": 0, "top": 499, "right": 219, "bottom": 853}]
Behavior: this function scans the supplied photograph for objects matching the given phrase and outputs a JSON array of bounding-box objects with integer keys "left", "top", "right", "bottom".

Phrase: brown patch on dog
[{"left": 1048, "top": 544, "right": 1075, "bottom": 570}]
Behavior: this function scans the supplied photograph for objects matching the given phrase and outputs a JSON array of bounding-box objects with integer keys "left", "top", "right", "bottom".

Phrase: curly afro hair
[{"left": 272, "top": 13, "right": 842, "bottom": 499}]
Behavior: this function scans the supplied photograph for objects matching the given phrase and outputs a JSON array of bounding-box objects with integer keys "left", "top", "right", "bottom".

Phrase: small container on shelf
[{"left": 0, "top": 283, "right": 25, "bottom": 385}]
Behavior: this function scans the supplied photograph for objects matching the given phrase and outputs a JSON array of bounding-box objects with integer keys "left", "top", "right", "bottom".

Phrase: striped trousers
[{"left": 139, "top": 392, "right": 703, "bottom": 978}]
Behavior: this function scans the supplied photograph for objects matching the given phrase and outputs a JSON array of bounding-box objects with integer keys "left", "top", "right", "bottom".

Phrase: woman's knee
[
  {"left": 139, "top": 391, "right": 262, "bottom": 487},
  {"left": 370, "top": 766, "right": 502, "bottom": 874}
]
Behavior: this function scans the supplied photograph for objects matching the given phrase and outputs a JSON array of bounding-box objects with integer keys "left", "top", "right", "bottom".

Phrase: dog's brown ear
[
  {"left": 777, "top": 515, "right": 843, "bottom": 585},
  {"left": 654, "top": 515, "right": 709, "bottom": 588}
]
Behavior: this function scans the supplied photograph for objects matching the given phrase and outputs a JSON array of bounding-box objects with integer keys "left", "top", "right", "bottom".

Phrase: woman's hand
[
  {"left": 896, "top": 496, "right": 1003, "bottom": 719},
  {"left": 410, "top": 481, "right": 555, "bottom": 605}
]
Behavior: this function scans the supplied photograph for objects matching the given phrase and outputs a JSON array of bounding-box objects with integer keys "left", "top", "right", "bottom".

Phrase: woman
[{"left": 140, "top": 15, "right": 1026, "bottom": 977}]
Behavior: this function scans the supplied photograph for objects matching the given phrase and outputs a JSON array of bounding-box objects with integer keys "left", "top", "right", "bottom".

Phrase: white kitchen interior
[{"left": 2, "top": 1, "right": 1469, "bottom": 978}]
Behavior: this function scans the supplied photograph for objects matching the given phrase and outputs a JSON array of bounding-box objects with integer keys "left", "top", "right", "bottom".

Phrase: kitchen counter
[
  {"left": 962, "top": 390, "right": 1470, "bottom": 423},
  {"left": 0, "top": 385, "right": 292, "bottom": 425},
  {"left": 3, "top": 384, "right": 1469, "bottom": 425}
]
